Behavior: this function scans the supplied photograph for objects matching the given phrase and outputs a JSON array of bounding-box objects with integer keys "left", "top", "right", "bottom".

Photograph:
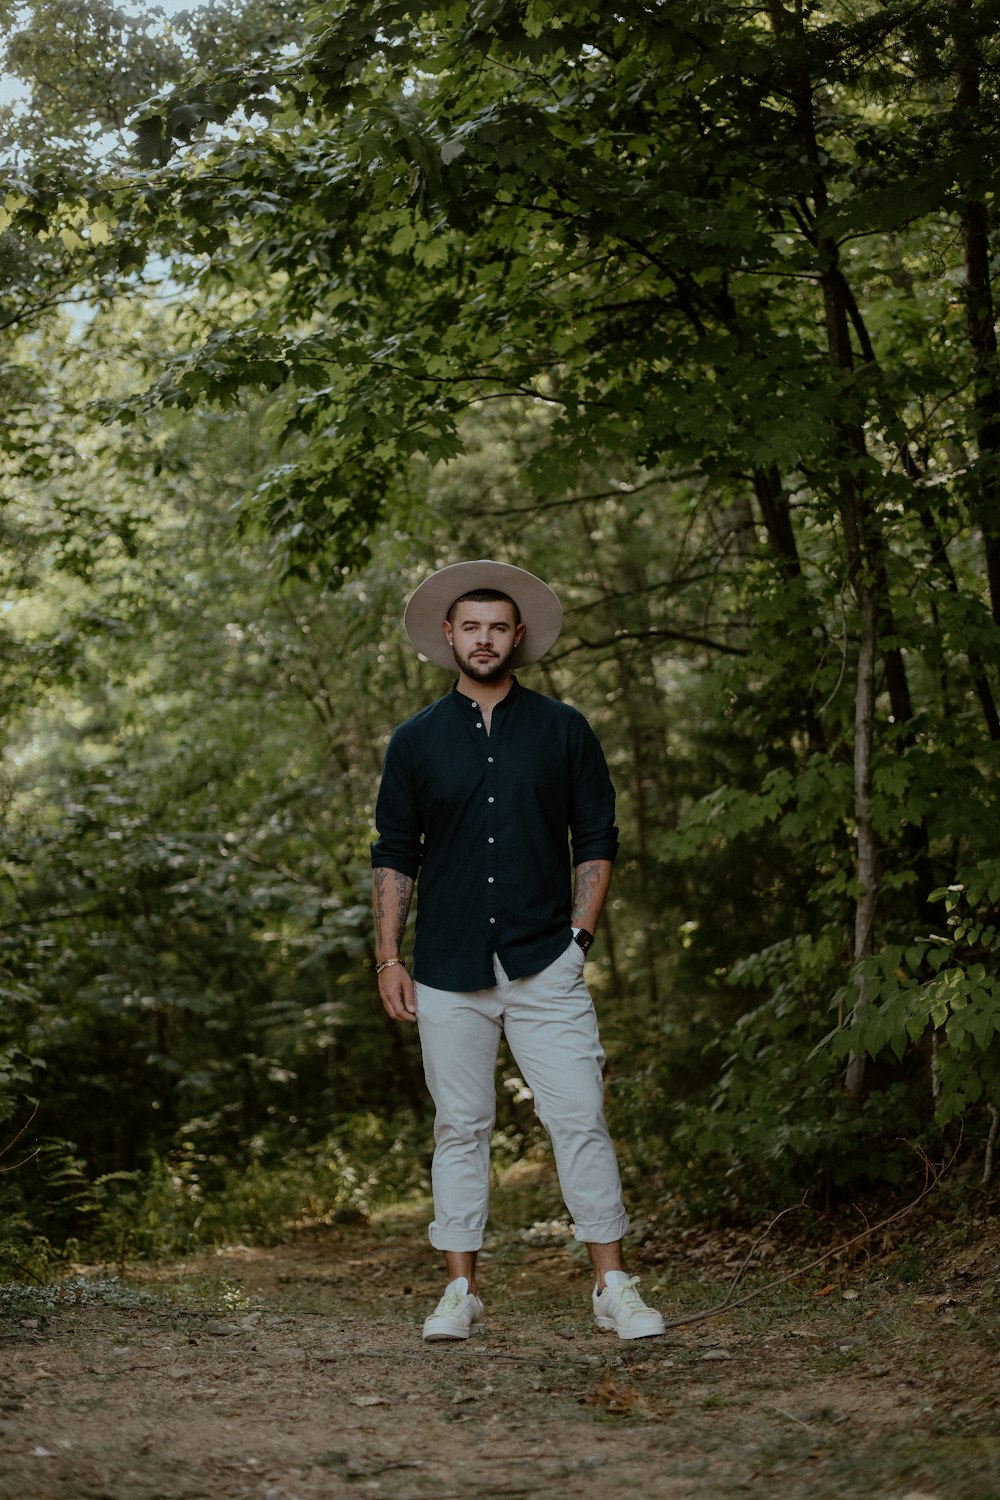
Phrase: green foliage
[
  {"left": 669, "top": 929, "right": 930, "bottom": 1215},
  {"left": 819, "top": 866, "right": 1000, "bottom": 1124},
  {"left": 0, "top": 1112, "right": 431, "bottom": 1270},
  {"left": 0, "top": 1042, "right": 35, "bottom": 1131},
  {"left": 4, "top": 0, "right": 1000, "bottom": 1258},
  {"left": 90, "top": 0, "right": 1000, "bottom": 588}
]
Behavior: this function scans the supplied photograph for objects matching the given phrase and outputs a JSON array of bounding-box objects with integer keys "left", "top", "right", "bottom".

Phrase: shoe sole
[
  {"left": 594, "top": 1317, "right": 666, "bottom": 1340},
  {"left": 422, "top": 1321, "right": 485, "bottom": 1341}
]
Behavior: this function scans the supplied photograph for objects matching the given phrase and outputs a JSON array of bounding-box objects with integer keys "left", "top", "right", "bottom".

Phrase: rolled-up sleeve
[
  {"left": 568, "top": 717, "right": 620, "bottom": 865},
  {"left": 370, "top": 729, "right": 423, "bottom": 879}
]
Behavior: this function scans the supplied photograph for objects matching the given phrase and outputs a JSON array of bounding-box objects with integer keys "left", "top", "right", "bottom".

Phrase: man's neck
[{"left": 455, "top": 670, "right": 515, "bottom": 712}]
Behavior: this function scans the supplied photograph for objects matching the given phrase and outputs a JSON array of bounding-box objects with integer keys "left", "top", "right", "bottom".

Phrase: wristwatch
[{"left": 572, "top": 927, "right": 594, "bottom": 954}]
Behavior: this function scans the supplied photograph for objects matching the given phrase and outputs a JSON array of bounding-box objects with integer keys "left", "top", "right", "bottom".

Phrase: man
[{"left": 371, "top": 559, "right": 664, "bottom": 1343}]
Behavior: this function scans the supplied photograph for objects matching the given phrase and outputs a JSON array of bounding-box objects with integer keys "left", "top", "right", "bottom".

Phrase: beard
[{"left": 451, "top": 637, "right": 517, "bottom": 682}]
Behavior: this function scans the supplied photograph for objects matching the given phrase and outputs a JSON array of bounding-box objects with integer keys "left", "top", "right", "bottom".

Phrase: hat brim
[{"left": 403, "top": 560, "right": 563, "bottom": 669}]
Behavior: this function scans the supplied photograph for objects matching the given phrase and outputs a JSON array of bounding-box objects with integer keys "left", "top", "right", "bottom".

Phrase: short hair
[{"left": 447, "top": 589, "right": 522, "bottom": 627}]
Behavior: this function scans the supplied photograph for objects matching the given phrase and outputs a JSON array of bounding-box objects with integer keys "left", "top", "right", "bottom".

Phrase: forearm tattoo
[
  {"left": 572, "top": 860, "right": 604, "bottom": 925},
  {"left": 373, "top": 867, "right": 413, "bottom": 953}
]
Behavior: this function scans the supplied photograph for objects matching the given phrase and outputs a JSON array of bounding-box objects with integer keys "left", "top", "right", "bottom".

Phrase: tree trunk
[
  {"left": 953, "top": 0, "right": 1000, "bottom": 626},
  {"left": 752, "top": 463, "right": 801, "bottom": 581},
  {"left": 843, "top": 578, "right": 879, "bottom": 1102},
  {"left": 768, "top": 0, "right": 894, "bottom": 1098}
]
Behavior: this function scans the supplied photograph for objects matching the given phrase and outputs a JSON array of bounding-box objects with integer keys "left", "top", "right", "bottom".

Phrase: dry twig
[
  {"left": 660, "top": 1142, "right": 957, "bottom": 1331},
  {"left": 0, "top": 1101, "right": 40, "bottom": 1175}
]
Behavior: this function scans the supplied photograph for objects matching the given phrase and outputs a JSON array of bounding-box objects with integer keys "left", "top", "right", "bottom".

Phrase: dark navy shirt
[{"left": 370, "top": 678, "right": 619, "bottom": 990}]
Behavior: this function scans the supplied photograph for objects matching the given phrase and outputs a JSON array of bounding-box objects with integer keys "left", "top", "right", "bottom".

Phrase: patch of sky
[{"left": 0, "top": 1, "right": 229, "bottom": 107}]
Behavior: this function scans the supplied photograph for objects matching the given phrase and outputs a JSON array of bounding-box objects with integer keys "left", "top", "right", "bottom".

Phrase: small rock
[{"left": 205, "top": 1320, "right": 241, "bottom": 1337}]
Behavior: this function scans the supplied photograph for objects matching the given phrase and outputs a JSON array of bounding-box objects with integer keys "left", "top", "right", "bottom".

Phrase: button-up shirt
[{"left": 370, "top": 678, "right": 619, "bottom": 990}]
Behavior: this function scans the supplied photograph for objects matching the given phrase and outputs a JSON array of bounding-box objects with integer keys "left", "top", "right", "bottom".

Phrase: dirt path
[{"left": 2, "top": 1203, "right": 999, "bottom": 1500}]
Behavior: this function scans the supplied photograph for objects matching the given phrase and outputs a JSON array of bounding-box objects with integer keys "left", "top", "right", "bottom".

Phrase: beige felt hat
[{"left": 403, "top": 559, "right": 563, "bottom": 669}]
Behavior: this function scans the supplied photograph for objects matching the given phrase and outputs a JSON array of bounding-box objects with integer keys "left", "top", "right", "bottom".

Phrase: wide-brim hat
[{"left": 403, "top": 559, "right": 563, "bottom": 670}]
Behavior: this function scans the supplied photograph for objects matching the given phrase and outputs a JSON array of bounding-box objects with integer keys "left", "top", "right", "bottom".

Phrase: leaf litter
[{"left": 0, "top": 1201, "right": 998, "bottom": 1500}]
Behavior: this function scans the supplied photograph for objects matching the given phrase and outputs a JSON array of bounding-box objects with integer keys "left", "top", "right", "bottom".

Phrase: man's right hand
[{"left": 378, "top": 963, "right": 417, "bottom": 1023}]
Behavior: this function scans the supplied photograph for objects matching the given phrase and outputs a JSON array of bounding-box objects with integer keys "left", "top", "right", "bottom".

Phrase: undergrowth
[{"left": 1, "top": 1109, "right": 437, "bottom": 1279}]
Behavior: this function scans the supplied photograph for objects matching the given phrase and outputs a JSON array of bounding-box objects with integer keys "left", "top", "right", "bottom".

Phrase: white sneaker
[
  {"left": 593, "top": 1270, "right": 666, "bottom": 1340},
  {"left": 422, "top": 1276, "right": 485, "bottom": 1341}
]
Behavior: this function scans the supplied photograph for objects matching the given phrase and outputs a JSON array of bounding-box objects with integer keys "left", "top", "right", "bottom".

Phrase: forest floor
[{"left": 2, "top": 1164, "right": 999, "bottom": 1500}]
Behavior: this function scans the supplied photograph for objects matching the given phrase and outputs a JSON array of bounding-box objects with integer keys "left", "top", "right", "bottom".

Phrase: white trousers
[{"left": 414, "top": 939, "right": 630, "bottom": 1251}]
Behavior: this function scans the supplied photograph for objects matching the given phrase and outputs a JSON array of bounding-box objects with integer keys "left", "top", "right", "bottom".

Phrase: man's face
[{"left": 444, "top": 600, "right": 525, "bottom": 683}]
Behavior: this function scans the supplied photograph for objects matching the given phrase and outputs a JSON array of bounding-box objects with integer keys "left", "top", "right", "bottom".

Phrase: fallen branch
[
  {"left": 0, "top": 1247, "right": 44, "bottom": 1284},
  {"left": 660, "top": 1141, "right": 956, "bottom": 1331},
  {"left": 0, "top": 1101, "right": 40, "bottom": 1175}
]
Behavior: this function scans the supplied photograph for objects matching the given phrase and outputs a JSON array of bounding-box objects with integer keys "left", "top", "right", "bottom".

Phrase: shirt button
[
  {"left": 488, "top": 876, "right": 494, "bottom": 883},
  {"left": 476, "top": 722, "right": 483, "bottom": 729},
  {"left": 488, "top": 837, "right": 494, "bottom": 844},
  {"left": 487, "top": 757, "right": 494, "bottom": 763},
  {"left": 489, "top": 917, "right": 496, "bottom": 924},
  {"left": 488, "top": 796, "right": 494, "bottom": 803}
]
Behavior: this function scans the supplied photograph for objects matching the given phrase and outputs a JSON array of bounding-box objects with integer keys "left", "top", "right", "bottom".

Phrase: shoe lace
[
  {"left": 614, "top": 1275, "right": 648, "bottom": 1312},
  {"left": 435, "top": 1285, "right": 469, "bottom": 1315}
]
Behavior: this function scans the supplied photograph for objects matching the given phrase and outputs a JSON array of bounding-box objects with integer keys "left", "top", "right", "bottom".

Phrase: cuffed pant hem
[
  {"left": 572, "top": 1212, "right": 631, "bottom": 1245},
  {"left": 428, "top": 1224, "right": 485, "bottom": 1252}
]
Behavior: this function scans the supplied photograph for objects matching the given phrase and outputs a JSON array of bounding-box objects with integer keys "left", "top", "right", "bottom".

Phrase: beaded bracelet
[{"left": 375, "top": 958, "right": 406, "bottom": 975}]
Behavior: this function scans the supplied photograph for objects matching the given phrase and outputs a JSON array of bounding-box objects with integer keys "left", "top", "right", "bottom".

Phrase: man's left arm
[
  {"left": 571, "top": 858, "right": 613, "bottom": 935},
  {"left": 567, "top": 714, "right": 619, "bottom": 942}
]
